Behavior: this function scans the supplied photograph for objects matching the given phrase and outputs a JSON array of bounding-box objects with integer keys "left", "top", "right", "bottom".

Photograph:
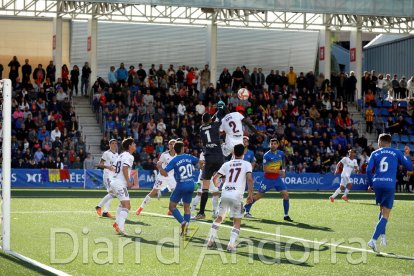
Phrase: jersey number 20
[{"left": 179, "top": 164, "right": 193, "bottom": 179}]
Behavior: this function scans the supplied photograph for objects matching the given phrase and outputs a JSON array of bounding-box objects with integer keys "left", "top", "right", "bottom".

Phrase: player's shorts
[
  {"left": 197, "top": 179, "right": 219, "bottom": 193},
  {"left": 222, "top": 137, "right": 243, "bottom": 157},
  {"left": 153, "top": 175, "right": 177, "bottom": 191},
  {"left": 340, "top": 175, "right": 351, "bottom": 186},
  {"left": 109, "top": 182, "right": 130, "bottom": 201},
  {"left": 258, "top": 177, "right": 287, "bottom": 193},
  {"left": 170, "top": 184, "right": 194, "bottom": 204},
  {"left": 374, "top": 186, "right": 395, "bottom": 209},
  {"left": 218, "top": 197, "right": 244, "bottom": 219},
  {"left": 201, "top": 158, "right": 223, "bottom": 180}
]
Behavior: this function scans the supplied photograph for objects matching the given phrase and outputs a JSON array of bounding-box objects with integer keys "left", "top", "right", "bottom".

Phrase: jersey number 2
[{"left": 229, "top": 121, "right": 240, "bottom": 133}]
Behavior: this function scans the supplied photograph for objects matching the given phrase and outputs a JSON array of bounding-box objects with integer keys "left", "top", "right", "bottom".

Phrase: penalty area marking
[{"left": 10, "top": 210, "right": 414, "bottom": 261}]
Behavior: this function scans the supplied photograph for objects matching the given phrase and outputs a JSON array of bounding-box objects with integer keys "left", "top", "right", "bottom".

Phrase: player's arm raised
[
  {"left": 242, "top": 117, "right": 263, "bottom": 136},
  {"left": 246, "top": 172, "right": 254, "bottom": 203}
]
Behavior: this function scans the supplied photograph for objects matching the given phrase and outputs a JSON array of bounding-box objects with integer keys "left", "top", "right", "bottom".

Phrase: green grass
[{"left": 2, "top": 190, "right": 414, "bottom": 275}]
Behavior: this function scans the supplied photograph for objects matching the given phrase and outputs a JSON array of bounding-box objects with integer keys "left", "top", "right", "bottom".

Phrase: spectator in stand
[
  {"left": 392, "top": 74, "right": 401, "bottom": 99},
  {"left": 33, "top": 64, "right": 46, "bottom": 88},
  {"left": 81, "top": 62, "right": 91, "bottom": 96},
  {"left": 400, "top": 76, "right": 408, "bottom": 99},
  {"left": 21, "top": 58, "right": 32, "bottom": 85},
  {"left": 8, "top": 56, "right": 21, "bottom": 88},
  {"left": 344, "top": 71, "right": 357, "bottom": 103},
  {"left": 386, "top": 115, "right": 407, "bottom": 134},
  {"left": 407, "top": 75, "right": 414, "bottom": 97},
  {"left": 365, "top": 105, "right": 375, "bottom": 134},
  {"left": 51, "top": 126, "right": 62, "bottom": 142},
  {"left": 46, "top": 61, "right": 56, "bottom": 84},
  {"left": 116, "top": 62, "right": 128, "bottom": 85},
  {"left": 83, "top": 153, "right": 95, "bottom": 169},
  {"left": 108, "top": 66, "right": 117, "bottom": 84},
  {"left": 287, "top": 66, "right": 297, "bottom": 91},
  {"left": 70, "top": 65, "right": 80, "bottom": 96}
]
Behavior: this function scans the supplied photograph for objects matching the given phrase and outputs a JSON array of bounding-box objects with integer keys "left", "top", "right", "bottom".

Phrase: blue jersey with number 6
[
  {"left": 367, "top": 147, "right": 413, "bottom": 189},
  {"left": 164, "top": 154, "right": 199, "bottom": 188}
]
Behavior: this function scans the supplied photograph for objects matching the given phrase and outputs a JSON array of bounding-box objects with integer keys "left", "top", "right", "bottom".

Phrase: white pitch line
[
  {"left": 139, "top": 211, "right": 414, "bottom": 261},
  {"left": 10, "top": 209, "right": 414, "bottom": 261},
  {"left": 0, "top": 246, "right": 70, "bottom": 276}
]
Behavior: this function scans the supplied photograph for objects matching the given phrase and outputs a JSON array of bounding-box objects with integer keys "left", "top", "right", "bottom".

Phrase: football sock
[
  {"left": 98, "top": 193, "right": 113, "bottom": 209},
  {"left": 378, "top": 212, "right": 382, "bottom": 221},
  {"left": 344, "top": 189, "right": 350, "bottom": 196},
  {"left": 191, "top": 195, "right": 201, "bottom": 212},
  {"left": 103, "top": 196, "right": 113, "bottom": 213},
  {"left": 212, "top": 195, "right": 219, "bottom": 214},
  {"left": 184, "top": 213, "right": 191, "bottom": 224},
  {"left": 244, "top": 199, "right": 256, "bottom": 213},
  {"left": 117, "top": 206, "right": 122, "bottom": 217},
  {"left": 140, "top": 195, "right": 152, "bottom": 209},
  {"left": 209, "top": 222, "right": 220, "bottom": 241},
  {"left": 283, "top": 199, "right": 290, "bottom": 216},
  {"left": 199, "top": 189, "right": 209, "bottom": 214},
  {"left": 372, "top": 217, "right": 388, "bottom": 240},
  {"left": 332, "top": 188, "right": 342, "bottom": 198},
  {"left": 117, "top": 208, "right": 129, "bottom": 231},
  {"left": 229, "top": 227, "right": 240, "bottom": 245},
  {"left": 172, "top": 208, "right": 184, "bottom": 224}
]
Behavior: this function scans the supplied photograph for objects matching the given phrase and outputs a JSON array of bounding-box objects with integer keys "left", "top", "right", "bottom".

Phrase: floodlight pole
[{"left": 1, "top": 79, "right": 12, "bottom": 252}]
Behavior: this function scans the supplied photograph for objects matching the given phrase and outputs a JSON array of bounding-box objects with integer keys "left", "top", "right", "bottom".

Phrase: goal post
[{"left": 1, "top": 79, "right": 12, "bottom": 252}]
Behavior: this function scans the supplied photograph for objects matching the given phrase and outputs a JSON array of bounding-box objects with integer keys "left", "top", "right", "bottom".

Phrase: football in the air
[{"left": 238, "top": 88, "right": 250, "bottom": 100}]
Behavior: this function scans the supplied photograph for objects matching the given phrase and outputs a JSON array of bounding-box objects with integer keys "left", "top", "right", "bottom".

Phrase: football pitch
[{"left": 2, "top": 189, "right": 414, "bottom": 275}]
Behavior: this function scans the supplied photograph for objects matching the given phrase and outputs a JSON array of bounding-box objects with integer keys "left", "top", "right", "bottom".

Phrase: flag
[
  {"left": 59, "top": 169, "right": 70, "bottom": 180},
  {"left": 49, "top": 169, "right": 61, "bottom": 182},
  {"left": 41, "top": 169, "right": 49, "bottom": 182}
]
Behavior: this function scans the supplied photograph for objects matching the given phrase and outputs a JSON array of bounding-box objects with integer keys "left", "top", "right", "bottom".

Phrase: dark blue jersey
[
  {"left": 367, "top": 147, "right": 413, "bottom": 188},
  {"left": 243, "top": 149, "right": 256, "bottom": 163},
  {"left": 164, "top": 154, "right": 199, "bottom": 188}
]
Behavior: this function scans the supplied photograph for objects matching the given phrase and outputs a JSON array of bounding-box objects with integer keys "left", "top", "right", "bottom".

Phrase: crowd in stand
[
  {"left": 0, "top": 56, "right": 94, "bottom": 169},
  {"left": 89, "top": 62, "right": 413, "bottom": 175},
  {"left": 2, "top": 56, "right": 413, "bottom": 182}
]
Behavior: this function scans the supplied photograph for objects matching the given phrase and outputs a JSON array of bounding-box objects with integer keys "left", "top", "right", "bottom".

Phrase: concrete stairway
[
  {"left": 348, "top": 103, "right": 378, "bottom": 147},
  {"left": 72, "top": 96, "right": 103, "bottom": 162}
]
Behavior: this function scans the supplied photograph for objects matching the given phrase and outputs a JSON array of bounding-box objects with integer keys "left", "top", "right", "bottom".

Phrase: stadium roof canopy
[{"left": 1, "top": 0, "right": 414, "bottom": 33}]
